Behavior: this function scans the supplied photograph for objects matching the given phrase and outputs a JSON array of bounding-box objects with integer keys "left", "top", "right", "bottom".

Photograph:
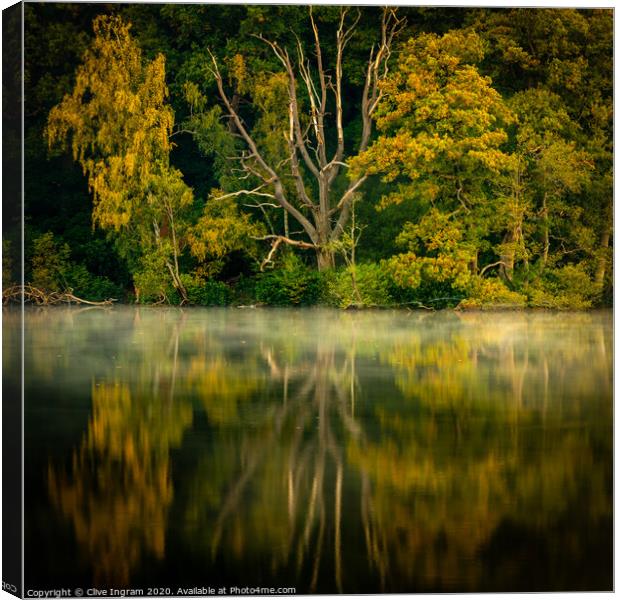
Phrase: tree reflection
[
  {"left": 33, "top": 308, "right": 612, "bottom": 591},
  {"left": 183, "top": 330, "right": 360, "bottom": 592},
  {"left": 48, "top": 380, "right": 193, "bottom": 585},
  {"left": 347, "top": 311, "right": 612, "bottom": 590},
  {"left": 46, "top": 311, "right": 194, "bottom": 586},
  {"left": 178, "top": 311, "right": 611, "bottom": 592}
]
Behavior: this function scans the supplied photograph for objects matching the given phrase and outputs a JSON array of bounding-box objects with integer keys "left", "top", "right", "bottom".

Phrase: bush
[
  {"left": 388, "top": 277, "right": 467, "bottom": 308},
  {"left": 527, "top": 263, "right": 597, "bottom": 309},
  {"left": 65, "top": 264, "right": 123, "bottom": 301},
  {"left": 133, "top": 251, "right": 172, "bottom": 303},
  {"left": 29, "top": 232, "right": 123, "bottom": 301},
  {"left": 384, "top": 253, "right": 468, "bottom": 308},
  {"left": 230, "top": 274, "right": 258, "bottom": 306},
  {"left": 30, "top": 232, "right": 71, "bottom": 291},
  {"left": 458, "top": 276, "right": 527, "bottom": 309},
  {"left": 322, "top": 263, "right": 393, "bottom": 308},
  {"left": 181, "top": 274, "right": 230, "bottom": 306},
  {"left": 255, "top": 254, "right": 324, "bottom": 306},
  {"left": 3, "top": 239, "right": 13, "bottom": 288}
]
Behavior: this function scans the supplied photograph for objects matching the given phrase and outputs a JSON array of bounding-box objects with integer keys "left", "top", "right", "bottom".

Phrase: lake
[{"left": 6, "top": 307, "right": 612, "bottom": 593}]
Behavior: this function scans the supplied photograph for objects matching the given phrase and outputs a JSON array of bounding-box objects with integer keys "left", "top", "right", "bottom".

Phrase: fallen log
[{"left": 2, "top": 285, "right": 117, "bottom": 306}]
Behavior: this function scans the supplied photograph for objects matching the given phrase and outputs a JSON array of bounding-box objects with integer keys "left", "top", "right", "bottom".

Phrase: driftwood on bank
[{"left": 2, "top": 285, "right": 116, "bottom": 306}]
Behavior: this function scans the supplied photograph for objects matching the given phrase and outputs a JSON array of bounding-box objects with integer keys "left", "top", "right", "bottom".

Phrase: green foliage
[
  {"left": 188, "top": 195, "right": 264, "bottom": 278},
  {"left": 382, "top": 209, "right": 475, "bottom": 308},
  {"left": 351, "top": 29, "right": 513, "bottom": 209},
  {"left": 458, "top": 277, "right": 527, "bottom": 309},
  {"left": 46, "top": 15, "right": 181, "bottom": 232},
  {"left": 19, "top": 7, "right": 613, "bottom": 309},
  {"left": 527, "top": 264, "right": 597, "bottom": 310},
  {"left": 385, "top": 257, "right": 468, "bottom": 309},
  {"left": 64, "top": 264, "right": 124, "bottom": 302},
  {"left": 133, "top": 250, "right": 172, "bottom": 304},
  {"left": 3, "top": 240, "right": 14, "bottom": 288},
  {"left": 180, "top": 274, "right": 230, "bottom": 306},
  {"left": 322, "top": 264, "right": 393, "bottom": 308},
  {"left": 29, "top": 231, "right": 121, "bottom": 300},
  {"left": 46, "top": 15, "right": 262, "bottom": 304},
  {"left": 30, "top": 232, "right": 71, "bottom": 291},
  {"left": 229, "top": 274, "right": 259, "bottom": 306},
  {"left": 46, "top": 15, "right": 194, "bottom": 301},
  {"left": 181, "top": 92, "right": 239, "bottom": 188},
  {"left": 255, "top": 255, "right": 324, "bottom": 306}
]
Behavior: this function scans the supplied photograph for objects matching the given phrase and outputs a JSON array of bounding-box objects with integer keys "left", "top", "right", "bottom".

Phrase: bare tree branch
[
  {"left": 479, "top": 260, "right": 509, "bottom": 277},
  {"left": 331, "top": 175, "right": 367, "bottom": 240},
  {"left": 205, "top": 9, "right": 403, "bottom": 269},
  {"left": 255, "top": 36, "right": 321, "bottom": 179},
  {"left": 255, "top": 235, "right": 317, "bottom": 271},
  {"left": 327, "top": 8, "right": 361, "bottom": 186},
  {"left": 214, "top": 184, "right": 277, "bottom": 202},
  {"left": 208, "top": 49, "right": 319, "bottom": 243}
]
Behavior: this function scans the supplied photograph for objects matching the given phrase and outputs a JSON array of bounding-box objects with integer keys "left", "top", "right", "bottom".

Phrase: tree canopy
[{"left": 9, "top": 5, "right": 612, "bottom": 308}]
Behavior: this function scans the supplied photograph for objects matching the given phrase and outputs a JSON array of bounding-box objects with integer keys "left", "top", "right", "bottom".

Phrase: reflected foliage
[
  {"left": 11, "top": 307, "right": 611, "bottom": 591},
  {"left": 48, "top": 381, "right": 192, "bottom": 585}
]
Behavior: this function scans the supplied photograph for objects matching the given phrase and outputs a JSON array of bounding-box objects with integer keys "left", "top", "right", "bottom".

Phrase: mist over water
[{"left": 9, "top": 307, "right": 612, "bottom": 592}]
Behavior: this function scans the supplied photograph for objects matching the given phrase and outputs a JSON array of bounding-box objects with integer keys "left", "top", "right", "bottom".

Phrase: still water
[{"left": 8, "top": 307, "right": 612, "bottom": 592}]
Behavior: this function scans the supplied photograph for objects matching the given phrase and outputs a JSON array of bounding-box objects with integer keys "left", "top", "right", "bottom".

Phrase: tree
[
  {"left": 194, "top": 7, "right": 404, "bottom": 271},
  {"left": 350, "top": 30, "right": 514, "bottom": 292},
  {"left": 47, "top": 15, "right": 192, "bottom": 300},
  {"left": 504, "top": 89, "right": 591, "bottom": 277},
  {"left": 46, "top": 15, "right": 261, "bottom": 303},
  {"left": 473, "top": 8, "right": 612, "bottom": 297}
]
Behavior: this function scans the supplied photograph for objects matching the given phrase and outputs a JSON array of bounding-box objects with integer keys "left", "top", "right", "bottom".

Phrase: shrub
[
  {"left": 323, "top": 263, "right": 393, "bottom": 308},
  {"left": 383, "top": 253, "right": 469, "bottom": 308},
  {"left": 65, "top": 264, "right": 123, "bottom": 301},
  {"left": 181, "top": 274, "right": 230, "bottom": 306},
  {"left": 30, "top": 232, "right": 71, "bottom": 291},
  {"left": 29, "top": 232, "right": 122, "bottom": 301},
  {"left": 133, "top": 251, "right": 172, "bottom": 303},
  {"left": 527, "top": 263, "right": 597, "bottom": 309},
  {"left": 458, "top": 276, "right": 527, "bottom": 309},
  {"left": 255, "top": 254, "right": 324, "bottom": 306},
  {"left": 2, "top": 239, "right": 13, "bottom": 288},
  {"left": 230, "top": 274, "right": 258, "bottom": 306}
]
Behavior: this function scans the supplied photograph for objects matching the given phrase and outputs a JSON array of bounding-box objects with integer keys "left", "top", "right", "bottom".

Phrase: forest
[{"left": 6, "top": 4, "right": 613, "bottom": 309}]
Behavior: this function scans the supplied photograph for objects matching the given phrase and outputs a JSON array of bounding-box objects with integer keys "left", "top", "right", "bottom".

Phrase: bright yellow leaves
[
  {"left": 47, "top": 16, "right": 260, "bottom": 301},
  {"left": 229, "top": 54, "right": 249, "bottom": 94},
  {"left": 47, "top": 16, "right": 177, "bottom": 232},
  {"left": 349, "top": 30, "right": 524, "bottom": 301},
  {"left": 351, "top": 29, "right": 513, "bottom": 186},
  {"left": 188, "top": 194, "right": 263, "bottom": 276},
  {"left": 48, "top": 381, "right": 193, "bottom": 585}
]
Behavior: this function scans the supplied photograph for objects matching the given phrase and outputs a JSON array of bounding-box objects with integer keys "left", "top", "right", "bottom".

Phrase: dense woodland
[{"left": 6, "top": 4, "right": 613, "bottom": 308}]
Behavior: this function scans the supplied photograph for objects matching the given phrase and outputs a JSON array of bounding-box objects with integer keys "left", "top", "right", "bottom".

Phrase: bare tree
[{"left": 208, "top": 8, "right": 404, "bottom": 270}]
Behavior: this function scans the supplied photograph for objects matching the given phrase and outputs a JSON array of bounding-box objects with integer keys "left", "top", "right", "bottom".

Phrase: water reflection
[
  {"left": 14, "top": 307, "right": 612, "bottom": 592},
  {"left": 49, "top": 380, "right": 192, "bottom": 585}
]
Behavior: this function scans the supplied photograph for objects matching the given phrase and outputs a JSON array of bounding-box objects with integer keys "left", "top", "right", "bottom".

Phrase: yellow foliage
[
  {"left": 46, "top": 15, "right": 182, "bottom": 234},
  {"left": 48, "top": 380, "right": 193, "bottom": 585}
]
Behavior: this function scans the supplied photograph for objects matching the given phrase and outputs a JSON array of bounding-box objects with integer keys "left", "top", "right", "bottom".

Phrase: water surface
[{"left": 7, "top": 307, "right": 612, "bottom": 592}]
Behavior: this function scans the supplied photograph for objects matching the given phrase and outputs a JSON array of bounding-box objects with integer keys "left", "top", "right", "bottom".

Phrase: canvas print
[{"left": 2, "top": 2, "right": 613, "bottom": 596}]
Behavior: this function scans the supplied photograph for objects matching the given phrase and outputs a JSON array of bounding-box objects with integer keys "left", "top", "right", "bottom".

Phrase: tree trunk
[
  {"left": 594, "top": 223, "right": 611, "bottom": 290},
  {"left": 500, "top": 230, "right": 515, "bottom": 283},
  {"left": 469, "top": 251, "right": 478, "bottom": 275},
  {"left": 316, "top": 247, "right": 335, "bottom": 271},
  {"left": 153, "top": 218, "right": 188, "bottom": 304},
  {"left": 542, "top": 193, "right": 550, "bottom": 266},
  {"left": 165, "top": 260, "right": 188, "bottom": 303}
]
